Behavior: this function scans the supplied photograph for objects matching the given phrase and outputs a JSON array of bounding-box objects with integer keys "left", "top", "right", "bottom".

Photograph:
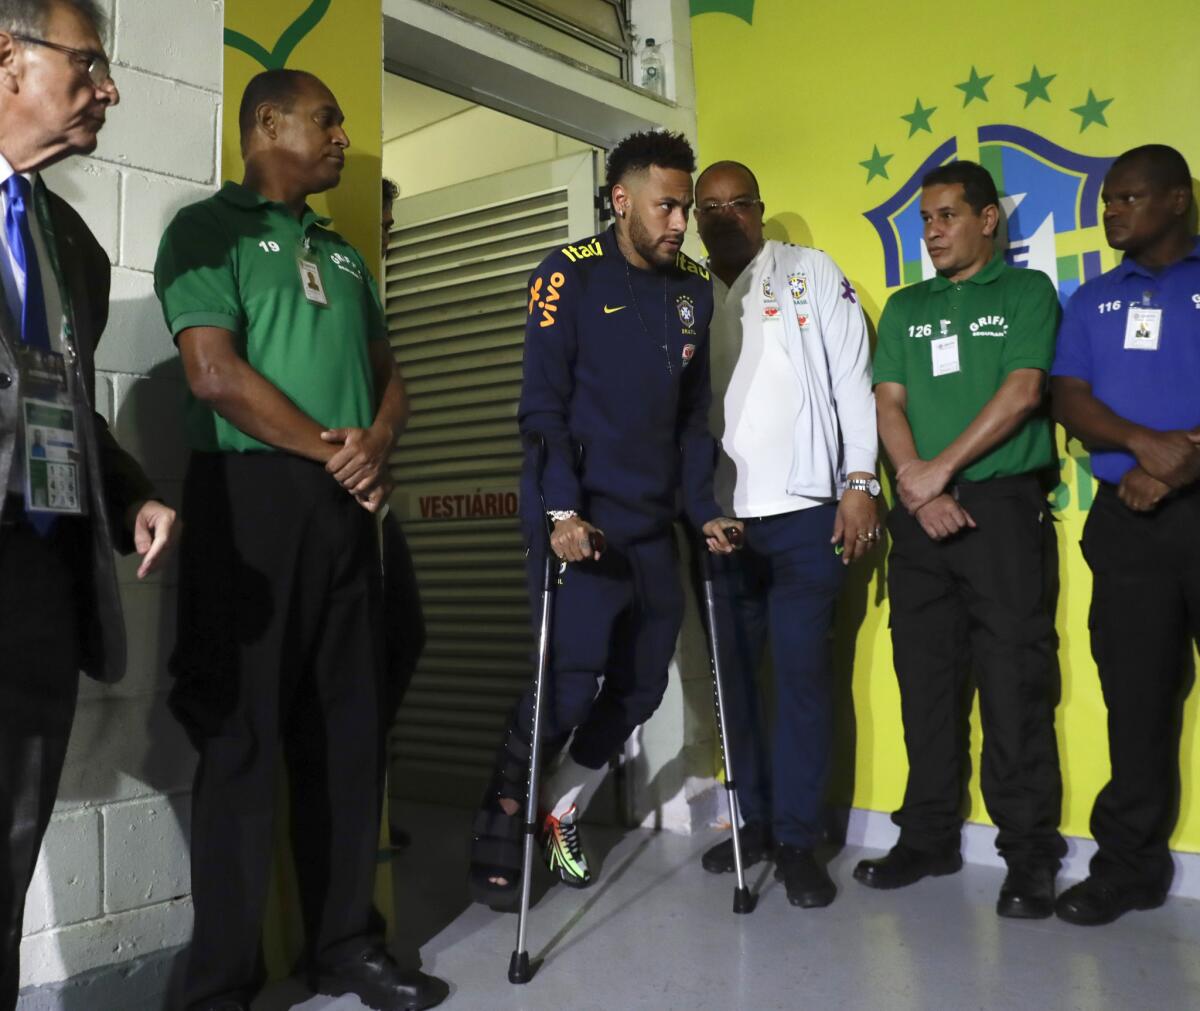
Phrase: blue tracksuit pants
[
  {"left": 516, "top": 532, "right": 683, "bottom": 771},
  {"left": 708, "top": 504, "right": 845, "bottom": 849}
]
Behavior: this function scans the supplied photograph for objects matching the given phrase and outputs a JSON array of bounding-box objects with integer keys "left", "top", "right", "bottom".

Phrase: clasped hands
[
  {"left": 322, "top": 422, "right": 395, "bottom": 513},
  {"left": 1118, "top": 428, "right": 1200, "bottom": 512},
  {"left": 895, "top": 458, "right": 975, "bottom": 542}
]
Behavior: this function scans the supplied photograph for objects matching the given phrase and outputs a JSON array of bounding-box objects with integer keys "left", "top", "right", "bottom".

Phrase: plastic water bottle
[{"left": 640, "top": 38, "right": 665, "bottom": 97}]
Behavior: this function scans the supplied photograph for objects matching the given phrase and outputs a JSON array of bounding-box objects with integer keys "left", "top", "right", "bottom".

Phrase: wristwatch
[
  {"left": 548, "top": 510, "right": 578, "bottom": 522},
  {"left": 846, "top": 477, "right": 882, "bottom": 499}
]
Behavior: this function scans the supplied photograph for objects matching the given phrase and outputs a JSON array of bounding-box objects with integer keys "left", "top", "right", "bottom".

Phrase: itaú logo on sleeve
[{"left": 970, "top": 314, "right": 1008, "bottom": 337}]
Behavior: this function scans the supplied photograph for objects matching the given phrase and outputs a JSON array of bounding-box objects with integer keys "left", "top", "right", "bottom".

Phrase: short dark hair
[
  {"left": 382, "top": 177, "right": 398, "bottom": 204},
  {"left": 238, "top": 68, "right": 323, "bottom": 146},
  {"left": 605, "top": 130, "right": 695, "bottom": 195},
  {"left": 696, "top": 160, "right": 761, "bottom": 198},
  {"left": 0, "top": 0, "right": 106, "bottom": 37},
  {"left": 1111, "top": 144, "right": 1193, "bottom": 197},
  {"left": 921, "top": 160, "right": 1000, "bottom": 216}
]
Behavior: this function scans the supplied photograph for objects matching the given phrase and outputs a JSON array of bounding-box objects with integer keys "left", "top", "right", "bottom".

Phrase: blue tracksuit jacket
[{"left": 518, "top": 226, "right": 722, "bottom": 545}]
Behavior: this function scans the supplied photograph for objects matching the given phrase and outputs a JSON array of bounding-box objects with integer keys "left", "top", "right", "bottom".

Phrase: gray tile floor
[{"left": 254, "top": 804, "right": 1200, "bottom": 1011}]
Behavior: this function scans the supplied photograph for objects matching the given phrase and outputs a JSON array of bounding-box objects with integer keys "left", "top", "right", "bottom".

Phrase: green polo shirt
[
  {"left": 153, "top": 181, "right": 385, "bottom": 453},
  {"left": 872, "top": 253, "right": 1059, "bottom": 481}
]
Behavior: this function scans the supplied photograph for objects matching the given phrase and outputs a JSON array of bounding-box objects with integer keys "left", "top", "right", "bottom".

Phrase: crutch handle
[
  {"left": 724, "top": 526, "right": 743, "bottom": 549},
  {"left": 588, "top": 530, "right": 606, "bottom": 556}
]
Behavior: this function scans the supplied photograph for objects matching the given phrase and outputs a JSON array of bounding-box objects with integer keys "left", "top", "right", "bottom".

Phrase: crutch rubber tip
[
  {"left": 508, "top": 950, "right": 533, "bottom": 984},
  {"left": 733, "top": 886, "right": 756, "bottom": 915}
]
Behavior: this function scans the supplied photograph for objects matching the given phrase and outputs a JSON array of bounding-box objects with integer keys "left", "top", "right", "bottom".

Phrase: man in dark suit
[{"left": 0, "top": 1, "right": 179, "bottom": 1004}]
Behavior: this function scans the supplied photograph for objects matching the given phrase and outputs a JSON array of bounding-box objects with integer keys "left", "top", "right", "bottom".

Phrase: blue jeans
[{"left": 710, "top": 504, "right": 845, "bottom": 848}]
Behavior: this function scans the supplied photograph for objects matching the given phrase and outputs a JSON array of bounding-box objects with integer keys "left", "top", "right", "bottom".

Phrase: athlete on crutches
[{"left": 468, "top": 132, "right": 742, "bottom": 934}]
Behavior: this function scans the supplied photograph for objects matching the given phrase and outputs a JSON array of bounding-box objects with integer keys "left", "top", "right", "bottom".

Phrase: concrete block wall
[{"left": 19, "top": 0, "right": 223, "bottom": 990}]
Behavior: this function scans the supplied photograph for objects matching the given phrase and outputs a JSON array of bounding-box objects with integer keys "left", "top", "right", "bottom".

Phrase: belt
[{"left": 948, "top": 472, "right": 1046, "bottom": 501}]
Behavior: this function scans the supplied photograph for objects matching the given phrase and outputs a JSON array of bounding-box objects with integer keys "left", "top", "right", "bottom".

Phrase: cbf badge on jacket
[{"left": 677, "top": 294, "right": 696, "bottom": 334}]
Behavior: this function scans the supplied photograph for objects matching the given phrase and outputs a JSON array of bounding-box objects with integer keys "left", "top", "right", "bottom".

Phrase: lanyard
[
  {"left": 29, "top": 176, "right": 76, "bottom": 353},
  {"left": 623, "top": 258, "right": 673, "bottom": 376}
]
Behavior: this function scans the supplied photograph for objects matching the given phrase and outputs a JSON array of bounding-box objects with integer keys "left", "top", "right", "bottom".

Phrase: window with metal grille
[{"left": 435, "top": 0, "right": 632, "bottom": 80}]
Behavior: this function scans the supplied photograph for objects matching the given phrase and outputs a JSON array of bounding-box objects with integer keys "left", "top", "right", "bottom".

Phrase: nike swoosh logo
[{"left": 603, "top": 305, "right": 626, "bottom": 314}]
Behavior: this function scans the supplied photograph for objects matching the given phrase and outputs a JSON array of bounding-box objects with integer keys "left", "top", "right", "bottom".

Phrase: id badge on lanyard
[
  {"left": 930, "top": 319, "right": 960, "bottom": 377},
  {"left": 20, "top": 179, "right": 85, "bottom": 516},
  {"left": 298, "top": 234, "right": 329, "bottom": 307},
  {"left": 1123, "top": 290, "right": 1163, "bottom": 351}
]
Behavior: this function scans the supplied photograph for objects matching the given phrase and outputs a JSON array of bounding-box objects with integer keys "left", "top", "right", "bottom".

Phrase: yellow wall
[
  {"left": 692, "top": 0, "right": 1200, "bottom": 848},
  {"left": 223, "top": 0, "right": 382, "bottom": 269}
]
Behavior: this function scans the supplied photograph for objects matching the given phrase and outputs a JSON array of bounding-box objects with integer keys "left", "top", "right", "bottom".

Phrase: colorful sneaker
[{"left": 540, "top": 805, "right": 593, "bottom": 888}]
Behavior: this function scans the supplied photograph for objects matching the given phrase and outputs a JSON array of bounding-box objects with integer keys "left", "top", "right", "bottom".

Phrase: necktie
[
  {"left": 5, "top": 174, "right": 56, "bottom": 534},
  {"left": 4, "top": 173, "right": 52, "bottom": 352}
]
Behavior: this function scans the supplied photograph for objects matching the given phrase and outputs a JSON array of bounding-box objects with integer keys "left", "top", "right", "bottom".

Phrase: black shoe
[
  {"left": 853, "top": 844, "right": 962, "bottom": 890},
  {"left": 311, "top": 947, "right": 450, "bottom": 1010},
  {"left": 1055, "top": 876, "right": 1166, "bottom": 926},
  {"left": 997, "top": 864, "right": 1056, "bottom": 919},
  {"left": 701, "top": 821, "right": 774, "bottom": 874},
  {"left": 773, "top": 845, "right": 836, "bottom": 908}
]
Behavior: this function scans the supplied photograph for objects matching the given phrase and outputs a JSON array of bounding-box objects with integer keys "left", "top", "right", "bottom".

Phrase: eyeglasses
[
  {"left": 11, "top": 35, "right": 112, "bottom": 88},
  {"left": 695, "top": 197, "right": 762, "bottom": 217}
]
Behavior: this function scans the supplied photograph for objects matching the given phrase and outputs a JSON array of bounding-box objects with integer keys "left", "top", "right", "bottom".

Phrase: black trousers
[
  {"left": 172, "top": 454, "right": 387, "bottom": 1009},
  {"left": 380, "top": 512, "right": 425, "bottom": 722},
  {"left": 1082, "top": 483, "right": 1200, "bottom": 894},
  {"left": 886, "top": 475, "right": 1066, "bottom": 866},
  {"left": 0, "top": 513, "right": 83, "bottom": 1011}
]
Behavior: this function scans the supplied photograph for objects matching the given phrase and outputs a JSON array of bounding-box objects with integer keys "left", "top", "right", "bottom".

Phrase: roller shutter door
[{"left": 385, "top": 151, "right": 599, "bottom": 804}]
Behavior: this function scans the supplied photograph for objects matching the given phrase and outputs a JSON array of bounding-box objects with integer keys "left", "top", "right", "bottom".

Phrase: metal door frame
[{"left": 382, "top": 0, "right": 691, "bottom": 152}]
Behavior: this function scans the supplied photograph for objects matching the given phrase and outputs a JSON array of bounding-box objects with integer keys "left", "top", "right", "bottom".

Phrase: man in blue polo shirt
[{"left": 1051, "top": 144, "right": 1200, "bottom": 926}]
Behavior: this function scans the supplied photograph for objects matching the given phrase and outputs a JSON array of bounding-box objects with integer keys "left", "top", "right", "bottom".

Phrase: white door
[{"left": 385, "top": 151, "right": 599, "bottom": 804}]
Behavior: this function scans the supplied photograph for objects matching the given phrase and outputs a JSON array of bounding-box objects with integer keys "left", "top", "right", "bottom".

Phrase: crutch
[
  {"left": 509, "top": 433, "right": 604, "bottom": 984},
  {"left": 699, "top": 525, "right": 756, "bottom": 914}
]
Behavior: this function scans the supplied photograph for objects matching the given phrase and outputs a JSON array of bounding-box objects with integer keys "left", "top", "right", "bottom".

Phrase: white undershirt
[
  {"left": 709, "top": 245, "right": 828, "bottom": 518},
  {"left": 0, "top": 152, "right": 67, "bottom": 495}
]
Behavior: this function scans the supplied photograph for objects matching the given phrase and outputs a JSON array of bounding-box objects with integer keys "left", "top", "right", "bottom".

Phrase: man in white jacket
[{"left": 695, "top": 161, "right": 879, "bottom": 907}]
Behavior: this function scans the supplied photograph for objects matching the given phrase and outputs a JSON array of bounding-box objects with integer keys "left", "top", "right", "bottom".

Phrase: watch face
[{"left": 850, "top": 478, "right": 881, "bottom": 497}]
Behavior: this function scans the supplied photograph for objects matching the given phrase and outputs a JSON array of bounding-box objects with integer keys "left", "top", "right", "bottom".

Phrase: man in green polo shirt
[
  {"left": 154, "top": 69, "right": 448, "bottom": 1011},
  {"left": 853, "top": 161, "right": 1066, "bottom": 919}
]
